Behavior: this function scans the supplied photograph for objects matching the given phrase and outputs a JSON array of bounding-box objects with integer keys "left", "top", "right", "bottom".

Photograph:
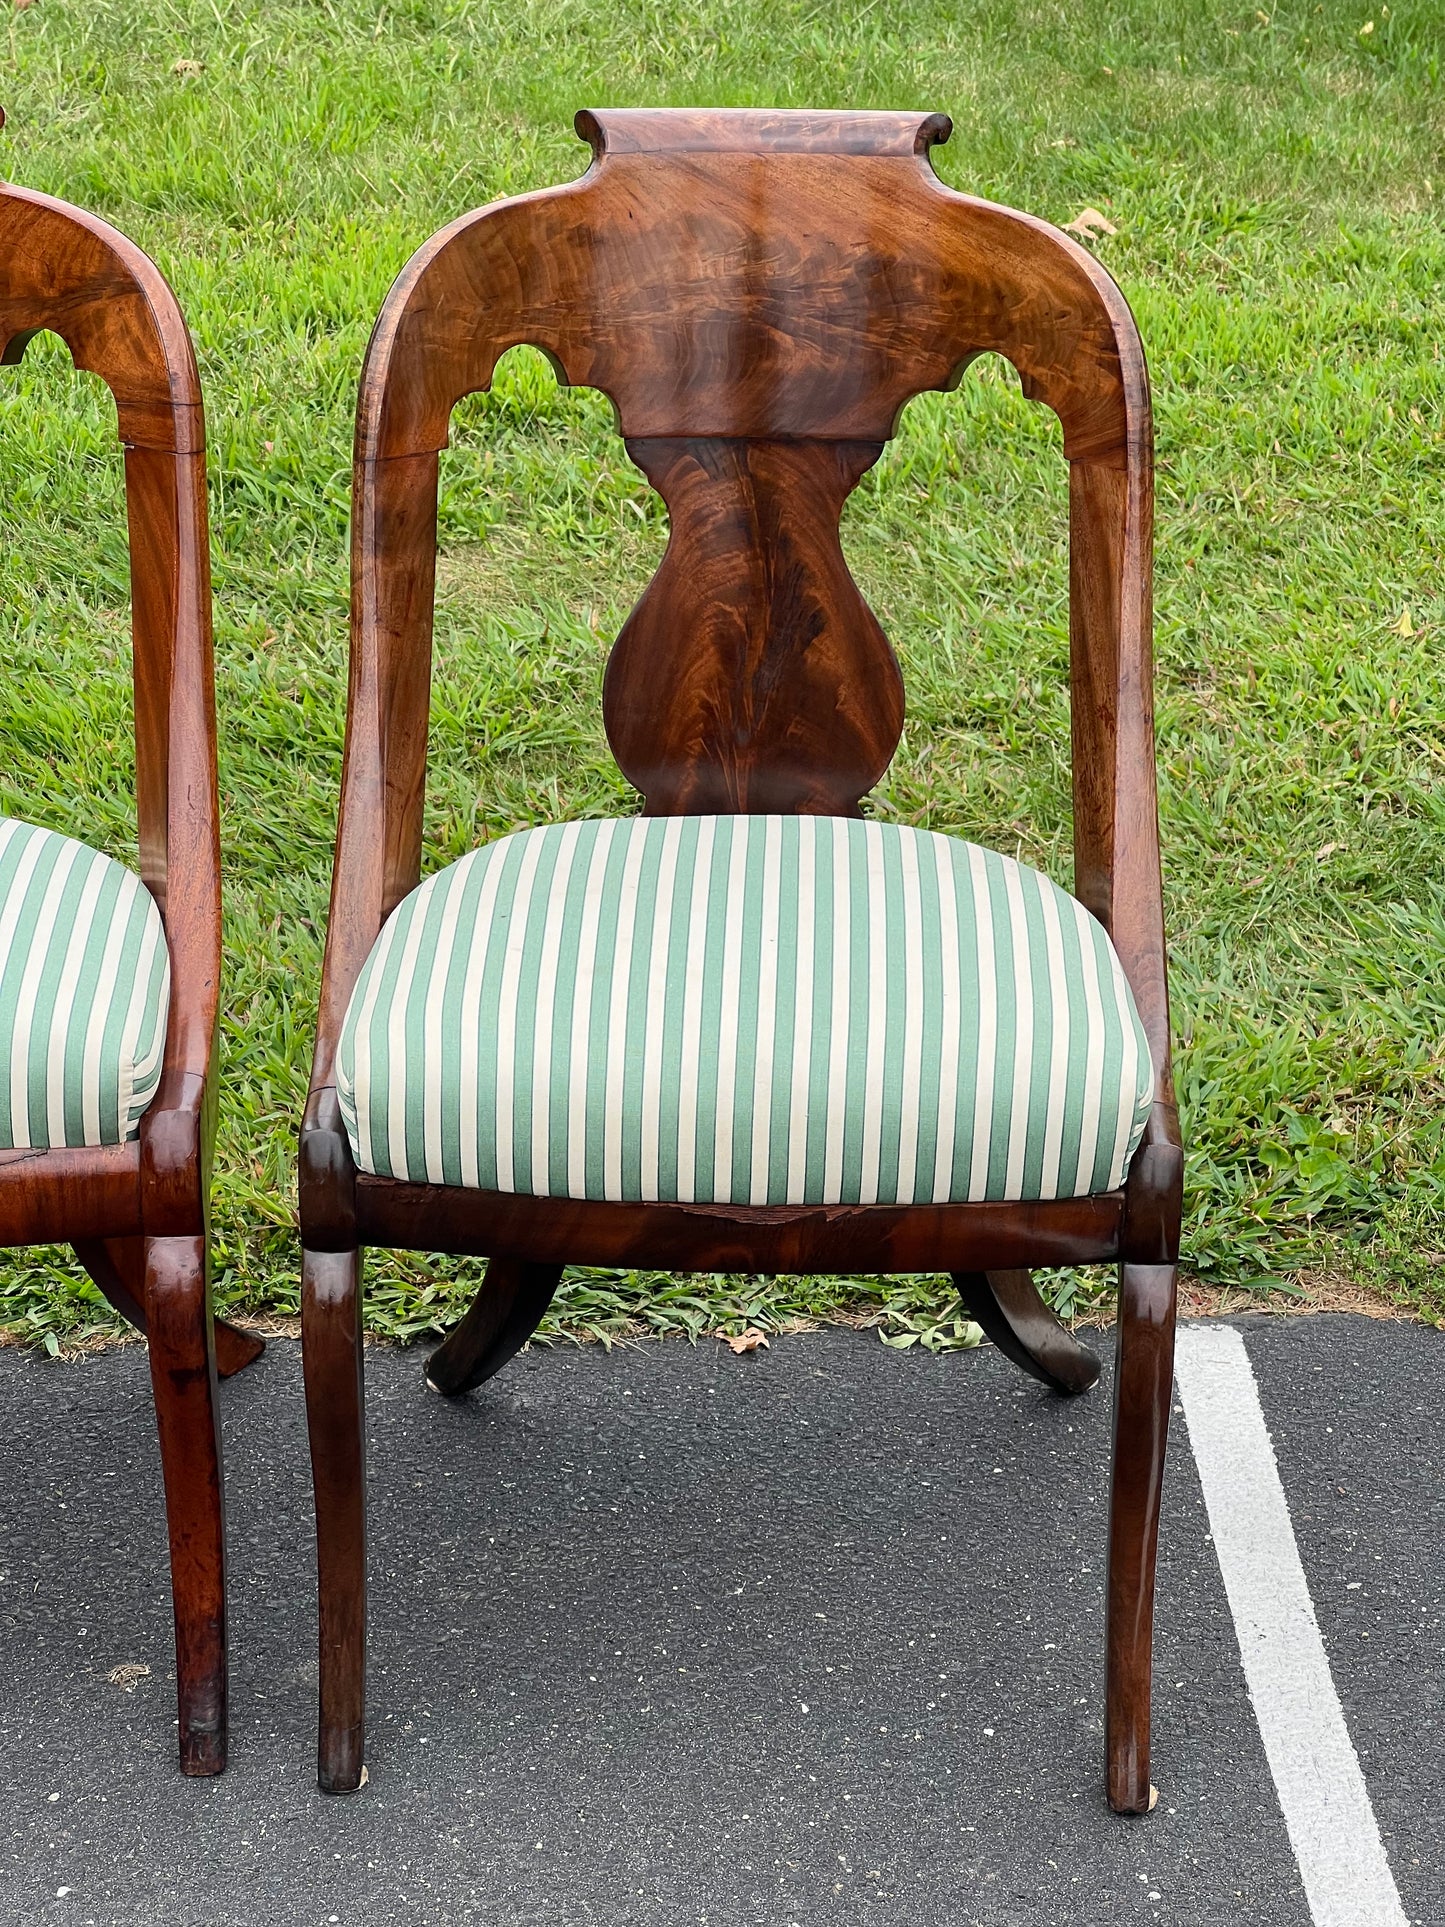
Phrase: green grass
[{"left": 2, "top": 0, "right": 1443, "bottom": 1351}]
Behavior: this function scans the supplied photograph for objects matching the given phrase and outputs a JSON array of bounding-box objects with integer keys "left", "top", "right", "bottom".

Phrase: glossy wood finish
[
  {"left": 1105, "top": 1262, "right": 1177, "bottom": 1812},
  {"left": 74, "top": 1237, "right": 265, "bottom": 1379},
  {"left": 0, "top": 170, "right": 260, "bottom": 1774},
  {"left": 425, "top": 1257, "right": 563, "bottom": 1395},
  {"left": 953, "top": 1270, "right": 1102, "bottom": 1396},
  {"left": 302, "top": 1246, "right": 366, "bottom": 1794},
  {"left": 145, "top": 1234, "right": 227, "bottom": 1775},
  {"left": 0, "top": 1144, "right": 142, "bottom": 1242},
  {"left": 302, "top": 108, "right": 1184, "bottom": 1805},
  {"left": 351, "top": 1176, "right": 1127, "bottom": 1274},
  {"left": 609, "top": 436, "right": 900, "bottom": 813}
]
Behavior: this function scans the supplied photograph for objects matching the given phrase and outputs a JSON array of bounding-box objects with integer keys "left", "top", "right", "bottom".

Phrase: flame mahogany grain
[
  {"left": 301, "top": 108, "right": 1183, "bottom": 1809},
  {"left": 608, "top": 436, "right": 900, "bottom": 814}
]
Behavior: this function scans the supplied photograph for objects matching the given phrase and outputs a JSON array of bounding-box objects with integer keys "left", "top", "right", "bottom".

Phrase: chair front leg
[
  {"left": 77, "top": 1235, "right": 265, "bottom": 1379},
  {"left": 302, "top": 1244, "right": 367, "bottom": 1793},
  {"left": 144, "top": 1233, "right": 227, "bottom": 1777},
  {"left": 1104, "top": 1259, "right": 1177, "bottom": 1813}
]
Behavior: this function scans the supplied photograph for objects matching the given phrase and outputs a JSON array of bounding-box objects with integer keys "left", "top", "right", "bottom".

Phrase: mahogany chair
[
  {"left": 301, "top": 108, "right": 1183, "bottom": 1811},
  {"left": 0, "top": 157, "right": 263, "bottom": 1775}
]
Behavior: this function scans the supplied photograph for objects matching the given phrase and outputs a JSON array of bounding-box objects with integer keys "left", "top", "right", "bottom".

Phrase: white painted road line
[{"left": 1174, "top": 1324, "right": 1408, "bottom": 1927}]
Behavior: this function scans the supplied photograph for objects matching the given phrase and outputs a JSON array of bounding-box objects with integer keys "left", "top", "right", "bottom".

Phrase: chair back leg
[
  {"left": 425, "top": 1257, "right": 563, "bottom": 1396},
  {"left": 1104, "top": 1260, "right": 1177, "bottom": 1813},
  {"left": 953, "top": 1269, "right": 1102, "bottom": 1395},
  {"left": 303, "top": 1245, "right": 368, "bottom": 1793},
  {"left": 143, "top": 1233, "right": 227, "bottom": 1777}
]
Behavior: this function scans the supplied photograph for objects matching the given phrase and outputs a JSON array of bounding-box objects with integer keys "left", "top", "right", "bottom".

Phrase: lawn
[{"left": 1, "top": 0, "right": 1443, "bottom": 1350}]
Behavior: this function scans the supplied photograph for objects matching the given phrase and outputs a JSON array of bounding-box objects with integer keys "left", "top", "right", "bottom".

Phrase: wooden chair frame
[
  {"left": 301, "top": 109, "right": 1184, "bottom": 1809},
  {"left": 0, "top": 165, "right": 262, "bottom": 1776}
]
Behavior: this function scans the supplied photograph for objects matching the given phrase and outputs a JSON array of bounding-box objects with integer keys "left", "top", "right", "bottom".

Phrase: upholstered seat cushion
[
  {"left": 339, "top": 816, "right": 1153, "bottom": 1206},
  {"left": 0, "top": 817, "right": 171, "bottom": 1149}
]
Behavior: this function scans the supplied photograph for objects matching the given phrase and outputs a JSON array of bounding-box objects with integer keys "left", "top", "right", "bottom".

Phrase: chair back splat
[{"left": 304, "top": 109, "right": 1183, "bottom": 1813}]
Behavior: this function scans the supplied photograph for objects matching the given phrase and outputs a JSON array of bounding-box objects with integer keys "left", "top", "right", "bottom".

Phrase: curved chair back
[
  {"left": 0, "top": 170, "right": 220, "bottom": 1223},
  {"left": 331, "top": 108, "right": 1165, "bottom": 1094}
]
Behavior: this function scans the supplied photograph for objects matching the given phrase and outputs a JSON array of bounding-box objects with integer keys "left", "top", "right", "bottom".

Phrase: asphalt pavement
[{"left": 0, "top": 1312, "right": 1438, "bottom": 1926}]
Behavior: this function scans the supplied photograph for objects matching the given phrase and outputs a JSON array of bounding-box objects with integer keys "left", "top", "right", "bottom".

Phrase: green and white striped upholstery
[
  {"left": 338, "top": 816, "right": 1153, "bottom": 1206},
  {"left": 0, "top": 817, "right": 170, "bottom": 1149}
]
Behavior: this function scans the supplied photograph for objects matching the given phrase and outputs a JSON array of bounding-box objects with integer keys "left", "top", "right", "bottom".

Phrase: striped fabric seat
[
  {"left": 0, "top": 817, "right": 171, "bottom": 1149},
  {"left": 338, "top": 816, "right": 1153, "bottom": 1207}
]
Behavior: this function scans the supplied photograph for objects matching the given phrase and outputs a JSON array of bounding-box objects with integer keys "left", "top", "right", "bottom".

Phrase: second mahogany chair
[
  {"left": 0, "top": 159, "right": 262, "bottom": 1774},
  {"left": 300, "top": 108, "right": 1183, "bottom": 1810}
]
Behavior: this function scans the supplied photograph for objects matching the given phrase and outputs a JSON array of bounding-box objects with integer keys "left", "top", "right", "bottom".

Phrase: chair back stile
[{"left": 0, "top": 177, "right": 221, "bottom": 1229}]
